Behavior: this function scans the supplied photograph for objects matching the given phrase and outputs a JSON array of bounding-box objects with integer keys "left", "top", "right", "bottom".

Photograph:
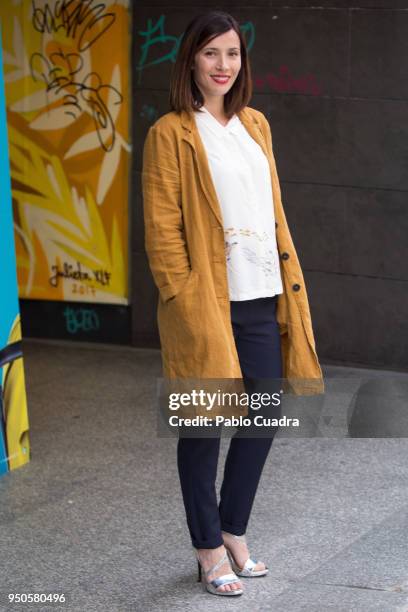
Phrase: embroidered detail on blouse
[
  {"left": 225, "top": 227, "right": 270, "bottom": 242},
  {"left": 224, "top": 228, "right": 280, "bottom": 275},
  {"left": 225, "top": 239, "right": 239, "bottom": 262},
  {"left": 241, "top": 247, "right": 280, "bottom": 276}
]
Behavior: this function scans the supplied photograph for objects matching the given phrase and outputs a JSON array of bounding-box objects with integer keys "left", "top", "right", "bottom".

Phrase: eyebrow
[{"left": 203, "top": 47, "right": 240, "bottom": 51}]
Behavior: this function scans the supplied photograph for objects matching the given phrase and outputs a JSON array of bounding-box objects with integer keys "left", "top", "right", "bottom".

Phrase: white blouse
[{"left": 193, "top": 106, "right": 283, "bottom": 301}]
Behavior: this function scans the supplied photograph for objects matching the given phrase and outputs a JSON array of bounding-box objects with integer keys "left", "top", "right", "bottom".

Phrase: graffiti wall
[
  {"left": 0, "top": 0, "right": 130, "bottom": 305},
  {"left": 0, "top": 33, "right": 30, "bottom": 475}
]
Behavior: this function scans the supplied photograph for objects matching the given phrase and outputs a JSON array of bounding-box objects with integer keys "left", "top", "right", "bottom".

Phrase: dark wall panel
[
  {"left": 306, "top": 272, "right": 408, "bottom": 369},
  {"left": 341, "top": 188, "right": 408, "bottom": 280},
  {"left": 351, "top": 10, "right": 408, "bottom": 99},
  {"left": 269, "top": 96, "right": 408, "bottom": 189},
  {"left": 131, "top": 252, "right": 159, "bottom": 347},
  {"left": 284, "top": 183, "right": 408, "bottom": 280},
  {"left": 131, "top": 171, "right": 145, "bottom": 252},
  {"left": 282, "top": 183, "right": 347, "bottom": 274}
]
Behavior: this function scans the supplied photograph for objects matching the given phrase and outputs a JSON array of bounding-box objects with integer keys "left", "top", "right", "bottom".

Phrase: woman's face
[{"left": 192, "top": 29, "right": 242, "bottom": 105}]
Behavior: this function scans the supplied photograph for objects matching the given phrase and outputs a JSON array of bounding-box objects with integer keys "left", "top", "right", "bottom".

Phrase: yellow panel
[{"left": 0, "top": 0, "right": 130, "bottom": 304}]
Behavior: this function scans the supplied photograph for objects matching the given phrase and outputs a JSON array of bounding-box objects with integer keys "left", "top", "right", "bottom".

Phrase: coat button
[
  {"left": 292, "top": 283, "right": 301, "bottom": 291},
  {"left": 281, "top": 252, "right": 289, "bottom": 260}
]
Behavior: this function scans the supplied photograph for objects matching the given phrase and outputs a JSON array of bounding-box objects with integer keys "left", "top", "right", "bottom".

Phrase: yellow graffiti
[{"left": 0, "top": 0, "right": 130, "bottom": 304}]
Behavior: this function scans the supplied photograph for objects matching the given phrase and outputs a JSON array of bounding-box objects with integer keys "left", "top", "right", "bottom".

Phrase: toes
[{"left": 217, "top": 581, "right": 242, "bottom": 592}]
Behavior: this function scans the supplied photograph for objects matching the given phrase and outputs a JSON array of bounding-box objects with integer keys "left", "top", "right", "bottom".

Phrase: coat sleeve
[{"left": 142, "top": 124, "right": 191, "bottom": 303}]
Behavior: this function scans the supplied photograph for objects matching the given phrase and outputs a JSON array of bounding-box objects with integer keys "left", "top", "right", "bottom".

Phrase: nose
[{"left": 215, "top": 54, "right": 230, "bottom": 71}]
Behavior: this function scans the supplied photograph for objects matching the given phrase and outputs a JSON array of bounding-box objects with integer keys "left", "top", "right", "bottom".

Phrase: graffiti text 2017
[{"left": 49, "top": 262, "right": 111, "bottom": 288}]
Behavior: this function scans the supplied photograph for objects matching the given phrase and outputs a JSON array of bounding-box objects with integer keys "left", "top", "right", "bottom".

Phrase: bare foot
[
  {"left": 222, "top": 531, "right": 267, "bottom": 572},
  {"left": 196, "top": 545, "right": 243, "bottom": 593}
]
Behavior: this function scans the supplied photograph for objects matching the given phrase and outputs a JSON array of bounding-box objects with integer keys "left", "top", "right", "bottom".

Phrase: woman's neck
[{"left": 202, "top": 98, "right": 229, "bottom": 126}]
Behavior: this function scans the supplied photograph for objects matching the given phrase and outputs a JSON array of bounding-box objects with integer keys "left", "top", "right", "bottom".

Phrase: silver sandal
[
  {"left": 194, "top": 548, "right": 243, "bottom": 596},
  {"left": 222, "top": 531, "right": 269, "bottom": 577}
]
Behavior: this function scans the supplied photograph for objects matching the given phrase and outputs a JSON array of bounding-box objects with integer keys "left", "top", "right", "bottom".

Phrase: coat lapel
[
  {"left": 180, "top": 109, "right": 224, "bottom": 226},
  {"left": 237, "top": 107, "right": 268, "bottom": 156}
]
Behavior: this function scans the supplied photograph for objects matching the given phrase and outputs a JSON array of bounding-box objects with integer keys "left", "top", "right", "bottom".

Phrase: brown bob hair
[{"left": 169, "top": 11, "right": 253, "bottom": 119}]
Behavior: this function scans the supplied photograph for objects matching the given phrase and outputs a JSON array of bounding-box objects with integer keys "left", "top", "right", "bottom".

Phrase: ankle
[
  {"left": 196, "top": 545, "right": 224, "bottom": 566},
  {"left": 197, "top": 544, "right": 224, "bottom": 555},
  {"left": 222, "top": 531, "right": 247, "bottom": 543}
]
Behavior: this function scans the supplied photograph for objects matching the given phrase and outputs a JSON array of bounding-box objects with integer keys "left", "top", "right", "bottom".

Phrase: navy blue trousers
[{"left": 177, "top": 296, "right": 283, "bottom": 549}]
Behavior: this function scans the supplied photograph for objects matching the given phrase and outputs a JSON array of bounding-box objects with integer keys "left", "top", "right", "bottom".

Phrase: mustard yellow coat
[{"left": 142, "top": 106, "right": 324, "bottom": 394}]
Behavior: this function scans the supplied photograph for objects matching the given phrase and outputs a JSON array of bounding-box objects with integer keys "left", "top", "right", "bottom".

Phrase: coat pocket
[
  {"left": 166, "top": 269, "right": 199, "bottom": 304},
  {"left": 157, "top": 269, "right": 204, "bottom": 375}
]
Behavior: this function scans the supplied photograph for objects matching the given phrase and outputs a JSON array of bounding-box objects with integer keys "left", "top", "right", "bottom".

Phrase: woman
[{"left": 142, "top": 11, "right": 323, "bottom": 597}]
